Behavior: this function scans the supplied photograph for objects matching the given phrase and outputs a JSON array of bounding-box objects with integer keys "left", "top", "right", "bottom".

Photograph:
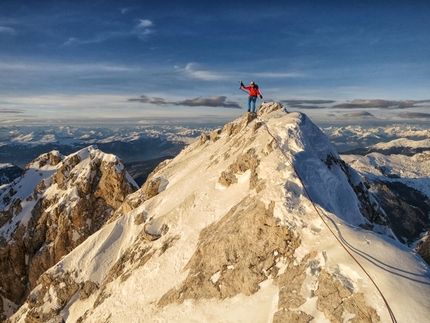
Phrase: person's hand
[{"left": 260, "top": 95, "right": 263, "bottom": 99}]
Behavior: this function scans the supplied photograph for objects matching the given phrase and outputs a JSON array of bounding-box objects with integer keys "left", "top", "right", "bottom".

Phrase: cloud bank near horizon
[
  {"left": 282, "top": 99, "right": 430, "bottom": 110},
  {"left": 332, "top": 99, "right": 430, "bottom": 109},
  {"left": 0, "top": 108, "right": 25, "bottom": 114},
  {"left": 128, "top": 94, "right": 241, "bottom": 109},
  {"left": 397, "top": 112, "right": 430, "bottom": 119}
]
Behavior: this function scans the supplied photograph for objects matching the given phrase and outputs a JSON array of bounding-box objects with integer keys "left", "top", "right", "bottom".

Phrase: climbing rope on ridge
[{"left": 257, "top": 113, "right": 398, "bottom": 323}]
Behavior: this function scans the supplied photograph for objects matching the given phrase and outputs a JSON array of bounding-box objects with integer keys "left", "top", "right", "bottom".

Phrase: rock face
[
  {"left": 345, "top": 151, "right": 430, "bottom": 266},
  {"left": 158, "top": 198, "right": 299, "bottom": 304},
  {"left": 5, "top": 103, "right": 430, "bottom": 323},
  {"left": 0, "top": 146, "right": 138, "bottom": 320},
  {"left": 370, "top": 181, "right": 430, "bottom": 265},
  {"left": 0, "top": 164, "right": 23, "bottom": 186}
]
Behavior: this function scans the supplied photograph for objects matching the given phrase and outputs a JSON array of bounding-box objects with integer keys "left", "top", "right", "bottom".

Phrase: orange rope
[{"left": 262, "top": 120, "right": 398, "bottom": 323}]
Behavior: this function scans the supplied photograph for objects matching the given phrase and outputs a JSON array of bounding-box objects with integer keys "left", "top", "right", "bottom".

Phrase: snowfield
[{"left": 6, "top": 104, "right": 430, "bottom": 323}]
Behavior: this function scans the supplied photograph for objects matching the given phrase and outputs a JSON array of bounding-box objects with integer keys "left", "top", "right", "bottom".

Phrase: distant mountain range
[
  {"left": 2, "top": 123, "right": 430, "bottom": 173},
  {"left": 322, "top": 124, "right": 430, "bottom": 152},
  {"left": 0, "top": 124, "right": 210, "bottom": 169}
]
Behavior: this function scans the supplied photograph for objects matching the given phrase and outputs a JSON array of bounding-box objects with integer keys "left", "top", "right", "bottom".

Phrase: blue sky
[{"left": 1, "top": 0, "right": 430, "bottom": 126}]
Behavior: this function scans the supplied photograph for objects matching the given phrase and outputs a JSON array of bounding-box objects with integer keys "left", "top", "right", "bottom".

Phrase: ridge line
[{"left": 259, "top": 116, "right": 398, "bottom": 323}]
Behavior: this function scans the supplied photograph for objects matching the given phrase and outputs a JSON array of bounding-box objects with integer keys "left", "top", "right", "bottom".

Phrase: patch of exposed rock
[
  {"left": 257, "top": 101, "right": 284, "bottom": 116},
  {"left": 218, "top": 148, "right": 263, "bottom": 191},
  {"left": 369, "top": 180, "right": 430, "bottom": 265},
  {"left": 109, "top": 158, "right": 173, "bottom": 223},
  {"left": 417, "top": 234, "right": 430, "bottom": 266},
  {"left": 158, "top": 197, "right": 301, "bottom": 304},
  {"left": 372, "top": 181, "right": 430, "bottom": 243},
  {"left": 315, "top": 270, "right": 379, "bottom": 322},
  {"left": 222, "top": 112, "right": 257, "bottom": 137}
]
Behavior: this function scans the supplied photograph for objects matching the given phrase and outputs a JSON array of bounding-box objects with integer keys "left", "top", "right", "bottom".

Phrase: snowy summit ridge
[{"left": 6, "top": 102, "right": 430, "bottom": 323}]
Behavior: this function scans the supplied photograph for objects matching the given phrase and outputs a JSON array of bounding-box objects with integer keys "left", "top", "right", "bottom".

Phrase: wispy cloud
[
  {"left": 332, "top": 99, "right": 430, "bottom": 109},
  {"left": 129, "top": 94, "right": 241, "bottom": 109},
  {"left": 0, "top": 26, "right": 15, "bottom": 34},
  {"left": 0, "top": 61, "right": 139, "bottom": 73},
  {"left": 138, "top": 20, "right": 153, "bottom": 28},
  {"left": 133, "top": 19, "right": 155, "bottom": 39},
  {"left": 282, "top": 100, "right": 335, "bottom": 109},
  {"left": 128, "top": 95, "right": 167, "bottom": 105},
  {"left": 0, "top": 108, "right": 25, "bottom": 114},
  {"left": 182, "top": 63, "right": 227, "bottom": 81},
  {"left": 398, "top": 112, "right": 430, "bottom": 119},
  {"left": 2, "top": 94, "right": 131, "bottom": 109},
  {"left": 177, "top": 96, "right": 241, "bottom": 109},
  {"left": 342, "top": 111, "right": 375, "bottom": 118},
  {"left": 177, "top": 62, "right": 302, "bottom": 82},
  {"left": 63, "top": 31, "right": 129, "bottom": 46},
  {"left": 255, "top": 72, "right": 304, "bottom": 78},
  {"left": 64, "top": 18, "right": 155, "bottom": 46}
]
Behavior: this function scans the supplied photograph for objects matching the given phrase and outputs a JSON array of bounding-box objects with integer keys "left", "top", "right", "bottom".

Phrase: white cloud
[
  {"left": 2, "top": 93, "right": 124, "bottom": 105},
  {"left": 180, "top": 63, "right": 299, "bottom": 82},
  {"left": 63, "top": 31, "right": 128, "bottom": 46},
  {"left": 183, "top": 63, "right": 227, "bottom": 81},
  {"left": 138, "top": 19, "right": 153, "bottom": 28},
  {"left": 134, "top": 19, "right": 155, "bottom": 39},
  {"left": 256, "top": 72, "right": 304, "bottom": 78},
  {"left": 0, "top": 61, "right": 139, "bottom": 74},
  {"left": 64, "top": 37, "right": 78, "bottom": 46}
]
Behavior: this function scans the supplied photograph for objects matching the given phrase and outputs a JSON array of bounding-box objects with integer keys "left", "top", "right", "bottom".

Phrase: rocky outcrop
[
  {"left": 218, "top": 148, "right": 262, "bottom": 190},
  {"left": 368, "top": 180, "right": 430, "bottom": 265},
  {"left": 325, "top": 154, "right": 388, "bottom": 227},
  {"left": 257, "top": 101, "right": 284, "bottom": 116},
  {"left": 315, "top": 270, "right": 379, "bottom": 322},
  {"left": 158, "top": 197, "right": 300, "bottom": 304},
  {"left": 0, "top": 146, "right": 138, "bottom": 319},
  {"left": 417, "top": 234, "right": 430, "bottom": 265}
]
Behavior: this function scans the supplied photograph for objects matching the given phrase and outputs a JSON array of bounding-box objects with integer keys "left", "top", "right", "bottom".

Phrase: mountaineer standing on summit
[{"left": 240, "top": 81, "right": 263, "bottom": 113}]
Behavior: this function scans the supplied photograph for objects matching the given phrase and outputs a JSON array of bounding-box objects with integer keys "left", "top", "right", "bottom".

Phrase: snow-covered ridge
[
  {"left": 0, "top": 164, "right": 14, "bottom": 170},
  {"left": 6, "top": 103, "right": 429, "bottom": 323}
]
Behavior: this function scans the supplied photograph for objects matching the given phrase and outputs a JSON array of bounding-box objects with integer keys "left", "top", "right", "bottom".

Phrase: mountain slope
[
  {"left": 0, "top": 146, "right": 138, "bottom": 320},
  {"left": 8, "top": 103, "right": 430, "bottom": 323}
]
